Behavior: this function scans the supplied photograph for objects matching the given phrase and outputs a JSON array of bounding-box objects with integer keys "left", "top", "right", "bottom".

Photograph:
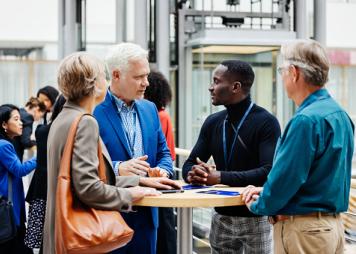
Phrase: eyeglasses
[
  {"left": 277, "top": 64, "right": 292, "bottom": 75},
  {"left": 277, "top": 66, "right": 286, "bottom": 75},
  {"left": 277, "top": 67, "right": 282, "bottom": 75}
]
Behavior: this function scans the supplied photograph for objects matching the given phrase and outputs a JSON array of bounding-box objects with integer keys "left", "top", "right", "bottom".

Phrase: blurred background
[{"left": 1, "top": 0, "right": 356, "bottom": 253}]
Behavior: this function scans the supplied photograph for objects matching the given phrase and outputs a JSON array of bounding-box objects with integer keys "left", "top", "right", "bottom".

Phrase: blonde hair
[
  {"left": 105, "top": 43, "right": 148, "bottom": 79},
  {"left": 281, "top": 39, "right": 329, "bottom": 86},
  {"left": 57, "top": 52, "right": 105, "bottom": 102}
]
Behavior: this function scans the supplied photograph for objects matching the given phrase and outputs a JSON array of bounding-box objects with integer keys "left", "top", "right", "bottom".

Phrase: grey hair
[
  {"left": 105, "top": 43, "right": 148, "bottom": 79},
  {"left": 57, "top": 52, "right": 105, "bottom": 102},
  {"left": 281, "top": 39, "right": 329, "bottom": 86}
]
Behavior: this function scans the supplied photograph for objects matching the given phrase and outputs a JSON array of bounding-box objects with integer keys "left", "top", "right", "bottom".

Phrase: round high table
[{"left": 134, "top": 185, "right": 245, "bottom": 254}]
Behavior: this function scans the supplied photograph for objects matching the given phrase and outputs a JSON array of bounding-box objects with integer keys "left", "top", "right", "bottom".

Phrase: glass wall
[{"left": 0, "top": 60, "right": 58, "bottom": 106}]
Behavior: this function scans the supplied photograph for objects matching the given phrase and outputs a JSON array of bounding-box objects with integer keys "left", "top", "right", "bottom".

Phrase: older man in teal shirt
[{"left": 242, "top": 39, "right": 354, "bottom": 254}]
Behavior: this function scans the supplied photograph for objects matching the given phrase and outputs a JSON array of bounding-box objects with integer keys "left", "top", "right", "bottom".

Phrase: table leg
[{"left": 177, "top": 207, "right": 193, "bottom": 254}]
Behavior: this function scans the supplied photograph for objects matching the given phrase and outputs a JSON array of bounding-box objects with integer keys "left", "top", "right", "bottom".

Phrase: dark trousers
[
  {"left": 0, "top": 223, "right": 33, "bottom": 254},
  {"left": 111, "top": 208, "right": 157, "bottom": 254},
  {"left": 157, "top": 208, "right": 177, "bottom": 254}
]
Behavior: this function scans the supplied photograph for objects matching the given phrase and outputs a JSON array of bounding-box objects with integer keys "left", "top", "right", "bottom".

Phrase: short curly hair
[{"left": 145, "top": 71, "right": 172, "bottom": 110}]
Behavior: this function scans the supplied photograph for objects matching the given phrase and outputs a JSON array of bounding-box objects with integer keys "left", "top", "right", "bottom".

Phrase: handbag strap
[
  {"left": 58, "top": 113, "right": 107, "bottom": 183},
  {"left": 0, "top": 172, "right": 13, "bottom": 202},
  {"left": 8, "top": 173, "right": 12, "bottom": 202}
]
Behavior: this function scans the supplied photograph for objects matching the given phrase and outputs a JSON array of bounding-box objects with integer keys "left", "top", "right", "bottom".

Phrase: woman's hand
[
  {"left": 127, "top": 186, "right": 161, "bottom": 202},
  {"left": 139, "top": 177, "right": 182, "bottom": 190}
]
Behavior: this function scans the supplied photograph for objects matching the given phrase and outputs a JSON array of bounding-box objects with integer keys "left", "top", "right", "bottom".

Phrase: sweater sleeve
[
  {"left": 182, "top": 118, "right": 212, "bottom": 181},
  {"left": 0, "top": 141, "right": 36, "bottom": 177}
]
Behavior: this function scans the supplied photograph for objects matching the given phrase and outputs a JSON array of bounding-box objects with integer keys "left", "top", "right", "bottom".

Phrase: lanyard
[{"left": 223, "top": 102, "right": 254, "bottom": 169}]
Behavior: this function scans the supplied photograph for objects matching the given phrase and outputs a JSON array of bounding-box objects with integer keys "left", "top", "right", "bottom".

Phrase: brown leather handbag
[{"left": 55, "top": 114, "right": 134, "bottom": 254}]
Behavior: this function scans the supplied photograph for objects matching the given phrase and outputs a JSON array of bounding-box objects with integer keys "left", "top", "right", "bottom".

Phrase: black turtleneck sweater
[{"left": 183, "top": 96, "right": 281, "bottom": 217}]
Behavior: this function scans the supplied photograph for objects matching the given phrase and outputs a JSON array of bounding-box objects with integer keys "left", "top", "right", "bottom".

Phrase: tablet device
[
  {"left": 197, "top": 190, "right": 240, "bottom": 196},
  {"left": 159, "top": 189, "right": 185, "bottom": 194},
  {"left": 183, "top": 184, "right": 210, "bottom": 190}
]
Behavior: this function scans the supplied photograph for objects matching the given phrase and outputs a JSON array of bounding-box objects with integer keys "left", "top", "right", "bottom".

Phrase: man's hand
[
  {"left": 127, "top": 186, "right": 161, "bottom": 202},
  {"left": 139, "top": 177, "right": 182, "bottom": 190},
  {"left": 197, "top": 158, "right": 220, "bottom": 185},
  {"left": 118, "top": 155, "right": 150, "bottom": 176},
  {"left": 186, "top": 157, "right": 220, "bottom": 185},
  {"left": 148, "top": 167, "right": 168, "bottom": 178},
  {"left": 241, "top": 185, "right": 262, "bottom": 211}
]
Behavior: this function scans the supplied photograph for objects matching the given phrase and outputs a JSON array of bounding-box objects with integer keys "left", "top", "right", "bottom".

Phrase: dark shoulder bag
[{"left": 0, "top": 173, "right": 17, "bottom": 244}]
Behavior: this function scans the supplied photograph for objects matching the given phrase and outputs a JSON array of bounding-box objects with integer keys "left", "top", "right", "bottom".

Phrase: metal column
[
  {"left": 314, "top": 0, "right": 327, "bottom": 45},
  {"left": 58, "top": 0, "right": 82, "bottom": 58},
  {"left": 156, "top": 0, "right": 170, "bottom": 78},
  {"left": 295, "top": 0, "right": 308, "bottom": 39},
  {"left": 116, "top": 0, "right": 127, "bottom": 43},
  {"left": 134, "top": 0, "right": 148, "bottom": 49},
  {"left": 177, "top": 208, "right": 193, "bottom": 254}
]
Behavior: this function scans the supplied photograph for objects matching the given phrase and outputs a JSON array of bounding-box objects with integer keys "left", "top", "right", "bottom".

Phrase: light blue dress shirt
[
  {"left": 251, "top": 89, "right": 354, "bottom": 215},
  {"left": 108, "top": 90, "right": 144, "bottom": 175}
]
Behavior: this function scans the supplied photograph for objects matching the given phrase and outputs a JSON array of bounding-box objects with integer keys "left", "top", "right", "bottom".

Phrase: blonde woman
[{"left": 43, "top": 52, "right": 180, "bottom": 254}]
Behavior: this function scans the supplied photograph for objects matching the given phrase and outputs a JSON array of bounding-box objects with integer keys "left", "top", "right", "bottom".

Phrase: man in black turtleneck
[{"left": 183, "top": 60, "right": 281, "bottom": 254}]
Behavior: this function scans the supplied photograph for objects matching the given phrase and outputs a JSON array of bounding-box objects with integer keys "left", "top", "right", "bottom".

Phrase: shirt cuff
[
  {"left": 114, "top": 161, "right": 122, "bottom": 176},
  {"left": 157, "top": 167, "right": 171, "bottom": 177}
]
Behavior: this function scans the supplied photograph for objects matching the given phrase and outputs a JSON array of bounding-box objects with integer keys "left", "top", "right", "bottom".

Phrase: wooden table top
[{"left": 133, "top": 183, "right": 245, "bottom": 208}]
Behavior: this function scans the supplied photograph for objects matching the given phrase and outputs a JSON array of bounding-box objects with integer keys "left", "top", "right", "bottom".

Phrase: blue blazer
[
  {"left": 0, "top": 139, "right": 36, "bottom": 226},
  {"left": 93, "top": 92, "right": 173, "bottom": 228}
]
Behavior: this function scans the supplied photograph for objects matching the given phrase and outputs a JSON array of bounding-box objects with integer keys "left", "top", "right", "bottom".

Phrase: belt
[{"left": 268, "top": 212, "right": 339, "bottom": 225}]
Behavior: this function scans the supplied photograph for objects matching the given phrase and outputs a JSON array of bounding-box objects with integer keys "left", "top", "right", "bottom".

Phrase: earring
[{"left": 4, "top": 128, "right": 7, "bottom": 133}]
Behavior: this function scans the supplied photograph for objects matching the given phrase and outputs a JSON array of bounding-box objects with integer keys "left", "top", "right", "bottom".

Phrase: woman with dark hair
[
  {"left": 24, "top": 95, "right": 66, "bottom": 252},
  {"left": 0, "top": 104, "right": 36, "bottom": 253},
  {"left": 37, "top": 85, "right": 59, "bottom": 124},
  {"left": 145, "top": 71, "right": 176, "bottom": 161},
  {"left": 146, "top": 71, "right": 177, "bottom": 254}
]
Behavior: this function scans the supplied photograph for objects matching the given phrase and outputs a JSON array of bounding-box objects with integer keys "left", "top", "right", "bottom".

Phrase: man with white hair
[
  {"left": 94, "top": 43, "right": 174, "bottom": 254},
  {"left": 242, "top": 39, "right": 354, "bottom": 254}
]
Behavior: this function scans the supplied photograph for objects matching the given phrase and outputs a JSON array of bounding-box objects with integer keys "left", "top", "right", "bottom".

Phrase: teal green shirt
[{"left": 250, "top": 89, "right": 354, "bottom": 215}]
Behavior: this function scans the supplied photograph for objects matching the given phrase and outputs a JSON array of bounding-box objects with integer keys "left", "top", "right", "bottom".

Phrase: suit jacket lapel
[
  {"left": 102, "top": 94, "right": 132, "bottom": 157},
  {"left": 136, "top": 100, "right": 150, "bottom": 156}
]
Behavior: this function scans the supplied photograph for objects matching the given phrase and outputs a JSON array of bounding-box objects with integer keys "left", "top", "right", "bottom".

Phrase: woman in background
[
  {"left": 24, "top": 95, "right": 66, "bottom": 252},
  {"left": 36, "top": 85, "right": 59, "bottom": 124},
  {"left": 146, "top": 70, "right": 177, "bottom": 254},
  {"left": 13, "top": 97, "right": 46, "bottom": 161},
  {"left": 0, "top": 104, "right": 36, "bottom": 253}
]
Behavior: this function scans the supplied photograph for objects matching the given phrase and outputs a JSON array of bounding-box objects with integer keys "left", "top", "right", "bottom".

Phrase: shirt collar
[
  {"left": 108, "top": 89, "right": 136, "bottom": 113},
  {"left": 297, "top": 88, "right": 330, "bottom": 113}
]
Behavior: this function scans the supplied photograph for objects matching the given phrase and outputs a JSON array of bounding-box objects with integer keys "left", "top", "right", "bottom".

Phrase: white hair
[
  {"left": 105, "top": 43, "right": 148, "bottom": 79},
  {"left": 281, "top": 39, "right": 329, "bottom": 86}
]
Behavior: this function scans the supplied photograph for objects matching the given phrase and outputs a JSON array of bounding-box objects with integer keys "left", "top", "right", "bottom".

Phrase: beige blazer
[{"left": 43, "top": 101, "right": 140, "bottom": 254}]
